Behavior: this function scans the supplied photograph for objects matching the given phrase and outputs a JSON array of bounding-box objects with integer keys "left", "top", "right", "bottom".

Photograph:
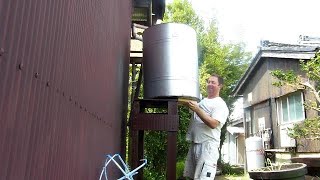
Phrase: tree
[
  {"left": 143, "top": 0, "right": 251, "bottom": 178},
  {"left": 271, "top": 51, "right": 320, "bottom": 140},
  {"left": 164, "top": 0, "right": 204, "bottom": 34}
]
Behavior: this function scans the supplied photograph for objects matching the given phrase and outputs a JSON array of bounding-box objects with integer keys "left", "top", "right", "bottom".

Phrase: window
[
  {"left": 245, "top": 110, "right": 252, "bottom": 136},
  {"left": 277, "top": 91, "right": 305, "bottom": 124}
]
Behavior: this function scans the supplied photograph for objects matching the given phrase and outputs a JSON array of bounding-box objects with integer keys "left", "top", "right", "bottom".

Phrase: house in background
[
  {"left": 232, "top": 39, "right": 319, "bottom": 164},
  {"left": 221, "top": 98, "right": 245, "bottom": 166}
]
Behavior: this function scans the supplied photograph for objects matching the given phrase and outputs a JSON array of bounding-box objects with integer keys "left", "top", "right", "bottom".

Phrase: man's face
[{"left": 207, "top": 76, "right": 221, "bottom": 95}]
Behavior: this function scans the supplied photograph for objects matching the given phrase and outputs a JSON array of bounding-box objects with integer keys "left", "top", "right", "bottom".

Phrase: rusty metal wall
[{"left": 0, "top": 0, "right": 131, "bottom": 179}]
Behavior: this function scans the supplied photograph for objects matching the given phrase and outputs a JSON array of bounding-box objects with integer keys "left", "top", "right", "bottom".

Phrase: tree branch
[{"left": 300, "top": 81, "right": 320, "bottom": 106}]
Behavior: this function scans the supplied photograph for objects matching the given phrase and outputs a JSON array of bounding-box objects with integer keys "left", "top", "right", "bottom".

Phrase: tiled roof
[{"left": 232, "top": 41, "right": 319, "bottom": 96}]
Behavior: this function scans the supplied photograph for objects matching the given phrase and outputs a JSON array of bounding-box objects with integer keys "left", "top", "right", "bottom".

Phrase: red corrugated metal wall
[{"left": 0, "top": 0, "right": 131, "bottom": 179}]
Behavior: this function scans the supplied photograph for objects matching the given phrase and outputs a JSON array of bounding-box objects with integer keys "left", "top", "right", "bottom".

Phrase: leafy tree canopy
[{"left": 164, "top": 0, "right": 204, "bottom": 34}]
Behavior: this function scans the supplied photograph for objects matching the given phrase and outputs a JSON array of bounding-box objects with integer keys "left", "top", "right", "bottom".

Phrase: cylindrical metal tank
[
  {"left": 142, "top": 23, "right": 200, "bottom": 101},
  {"left": 246, "top": 136, "right": 265, "bottom": 171}
]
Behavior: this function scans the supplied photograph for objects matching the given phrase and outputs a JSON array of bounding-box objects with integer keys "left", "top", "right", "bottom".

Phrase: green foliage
[
  {"left": 288, "top": 117, "right": 320, "bottom": 139},
  {"left": 270, "top": 69, "right": 299, "bottom": 87},
  {"left": 176, "top": 160, "right": 185, "bottom": 179},
  {"left": 220, "top": 162, "right": 244, "bottom": 175},
  {"left": 176, "top": 106, "right": 192, "bottom": 161},
  {"left": 271, "top": 51, "right": 320, "bottom": 139},
  {"left": 164, "top": 0, "right": 204, "bottom": 34},
  {"left": 143, "top": 130, "right": 167, "bottom": 180},
  {"left": 143, "top": 160, "right": 186, "bottom": 180},
  {"left": 143, "top": 165, "right": 165, "bottom": 180},
  {"left": 199, "top": 41, "right": 251, "bottom": 104},
  {"left": 301, "top": 52, "right": 320, "bottom": 82}
]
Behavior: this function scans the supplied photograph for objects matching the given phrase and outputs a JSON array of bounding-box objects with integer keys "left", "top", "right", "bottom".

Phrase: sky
[{"left": 167, "top": 0, "right": 320, "bottom": 54}]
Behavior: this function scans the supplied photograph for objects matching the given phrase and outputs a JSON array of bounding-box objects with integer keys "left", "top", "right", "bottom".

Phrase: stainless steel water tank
[{"left": 143, "top": 23, "right": 200, "bottom": 101}]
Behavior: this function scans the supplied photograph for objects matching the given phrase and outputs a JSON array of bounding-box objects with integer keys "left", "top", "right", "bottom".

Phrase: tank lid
[{"left": 143, "top": 23, "right": 196, "bottom": 44}]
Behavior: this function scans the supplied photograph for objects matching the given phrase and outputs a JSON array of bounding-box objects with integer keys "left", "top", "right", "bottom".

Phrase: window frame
[
  {"left": 244, "top": 109, "right": 252, "bottom": 136},
  {"left": 277, "top": 91, "right": 305, "bottom": 125}
]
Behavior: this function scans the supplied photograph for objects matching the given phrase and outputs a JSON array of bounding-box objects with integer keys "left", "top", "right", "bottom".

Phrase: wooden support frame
[{"left": 129, "top": 99, "right": 179, "bottom": 180}]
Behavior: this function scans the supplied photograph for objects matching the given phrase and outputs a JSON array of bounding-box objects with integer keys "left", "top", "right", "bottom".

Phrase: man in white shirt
[{"left": 183, "top": 74, "right": 229, "bottom": 180}]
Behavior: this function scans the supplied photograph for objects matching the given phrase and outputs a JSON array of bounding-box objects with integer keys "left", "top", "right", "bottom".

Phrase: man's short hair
[{"left": 210, "top": 73, "right": 224, "bottom": 85}]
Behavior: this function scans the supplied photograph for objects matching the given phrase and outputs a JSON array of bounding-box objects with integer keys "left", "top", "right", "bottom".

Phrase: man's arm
[{"left": 187, "top": 101, "right": 220, "bottom": 129}]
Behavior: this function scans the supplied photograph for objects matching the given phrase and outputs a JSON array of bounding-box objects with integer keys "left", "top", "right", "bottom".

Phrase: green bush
[
  {"left": 221, "top": 162, "right": 244, "bottom": 176},
  {"left": 143, "top": 166, "right": 165, "bottom": 180},
  {"left": 176, "top": 161, "right": 185, "bottom": 179},
  {"left": 288, "top": 117, "right": 320, "bottom": 139},
  {"left": 143, "top": 160, "right": 185, "bottom": 180}
]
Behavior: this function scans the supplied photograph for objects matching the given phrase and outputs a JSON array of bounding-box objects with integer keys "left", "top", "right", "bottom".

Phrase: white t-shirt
[{"left": 186, "top": 97, "right": 229, "bottom": 145}]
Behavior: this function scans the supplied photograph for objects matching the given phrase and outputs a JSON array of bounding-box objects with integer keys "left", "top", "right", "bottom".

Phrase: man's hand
[{"left": 187, "top": 101, "right": 199, "bottom": 112}]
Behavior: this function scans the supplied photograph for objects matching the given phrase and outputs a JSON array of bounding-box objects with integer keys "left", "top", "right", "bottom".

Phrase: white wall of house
[
  {"left": 222, "top": 132, "right": 238, "bottom": 165},
  {"left": 222, "top": 98, "right": 245, "bottom": 165}
]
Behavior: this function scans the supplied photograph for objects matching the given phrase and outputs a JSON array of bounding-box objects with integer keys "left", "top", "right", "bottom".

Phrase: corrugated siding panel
[{"left": 0, "top": 0, "right": 131, "bottom": 179}]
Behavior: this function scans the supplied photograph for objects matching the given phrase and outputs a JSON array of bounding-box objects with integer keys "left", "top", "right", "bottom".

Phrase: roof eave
[
  {"left": 232, "top": 48, "right": 318, "bottom": 97},
  {"left": 232, "top": 50, "right": 262, "bottom": 96}
]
